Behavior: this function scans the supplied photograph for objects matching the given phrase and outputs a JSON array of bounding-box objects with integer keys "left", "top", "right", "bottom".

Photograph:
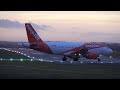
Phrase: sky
[{"left": 0, "top": 11, "right": 120, "bottom": 43}]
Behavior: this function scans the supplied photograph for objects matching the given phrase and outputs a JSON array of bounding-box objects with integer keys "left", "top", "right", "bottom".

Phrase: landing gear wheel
[
  {"left": 97, "top": 58, "right": 101, "bottom": 62},
  {"left": 62, "top": 57, "right": 67, "bottom": 61},
  {"left": 74, "top": 58, "right": 78, "bottom": 61}
]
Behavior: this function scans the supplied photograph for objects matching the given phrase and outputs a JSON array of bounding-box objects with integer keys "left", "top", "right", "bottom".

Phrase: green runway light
[
  {"left": 39, "top": 59, "right": 43, "bottom": 62},
  {"left": 10, "top": 58, "right": 13, "bottom": 61},
  {"left": 30, "top": 59, "right": 33, "bottom": 61},
  {"left": 20, "top": 59, "right": 23, "bottom": 61},
  {"left": 0, "top": 58, "right": 2, "bottom": 60}
]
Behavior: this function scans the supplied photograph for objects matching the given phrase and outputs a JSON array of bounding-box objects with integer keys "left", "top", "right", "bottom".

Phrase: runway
[
  {"left": 0, "top": 60, "right": 120, "bottom": 79},
  {"left": 1, "top": 48, "right": 120, "bottom": 64},
  {"left": 1, "top": 48, "right": 120, "bottom": 79}
]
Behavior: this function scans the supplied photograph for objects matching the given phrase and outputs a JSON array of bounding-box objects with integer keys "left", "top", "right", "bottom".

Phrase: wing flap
[{"left": 62, "top": 45, "right": 88, "bottom": 56}]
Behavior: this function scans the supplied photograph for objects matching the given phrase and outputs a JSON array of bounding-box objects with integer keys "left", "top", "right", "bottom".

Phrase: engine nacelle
[{"left": 85, "top": 53, "right": 97, "bottom": 59}]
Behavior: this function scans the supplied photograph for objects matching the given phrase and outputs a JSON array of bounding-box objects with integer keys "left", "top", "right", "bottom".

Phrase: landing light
[
  {"left": 81, "top": 61, "right": 83, "bottom": 63},
  {"left": 71, "top": 61, "right": 73, "bottom": 63},
  {"left": 28, "top": 56, "right": 30, "bottom": 57},
  {"left": 33, "top": 57, "right": 34, "bottom": 59},
  {"left": 79, "top": 54, "right": 81, "bottom": 56},
  {"left": 91, "top": 62, "right": 93, "bottom": 63},
  {"left": 51, "top": 61, "right": 53, "bottom": 63},
  {"left": 61, "top": 61, "right": 63, "bottom": 63},
  {"left": 75, "top": 54, "right": 76, "bottom": 56},
  {"left": 100, "top": 62, "right": 103, "bottom": 63}
]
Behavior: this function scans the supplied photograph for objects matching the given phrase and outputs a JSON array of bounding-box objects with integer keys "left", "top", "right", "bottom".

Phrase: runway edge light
[
  {"left": 30, "top": 59, "right": 33, "bottom": 61},
  {"left": 20, "top": 58, "right": 23, "bottom": 61},
  {"left": 10, "top": 58, "right": 13, "bottom": 61},
  {"left": 40, "top": 59, "right": 43, "bottom": 62}
]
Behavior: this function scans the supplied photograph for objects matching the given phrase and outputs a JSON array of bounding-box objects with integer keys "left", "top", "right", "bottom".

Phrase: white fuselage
[
  {"left": 45, "top": 42, "right": 113, "bottom": 55},
  {"left": 22, "top": 42, "right": 113, "bottom": 55}
]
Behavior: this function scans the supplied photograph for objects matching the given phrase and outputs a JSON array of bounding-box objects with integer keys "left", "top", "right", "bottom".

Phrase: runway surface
[
  {"left": 0, "top": 48, "right": 120, "bottom": 79},
  {"left": 1, "top": 48, "right": 120, "bottom": 64}
]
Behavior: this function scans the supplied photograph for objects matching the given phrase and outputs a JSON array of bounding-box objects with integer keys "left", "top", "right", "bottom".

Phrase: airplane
[{"left": 21, "top": 23, "right": 113, "bottom": 61}]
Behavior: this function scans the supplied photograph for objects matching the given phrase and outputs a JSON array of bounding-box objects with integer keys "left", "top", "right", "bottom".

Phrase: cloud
[
  {"left": 29, "top": 22, "right": 54, "bottom": 31},
  {"left": 0, "top": 19, "right": 54, "bottom": 31},
  {"left": 71, "top": 31, "right": 120, "bottom": 37},
  {"left": 69, "top": 31, "right": 120, "bottom": 42},
  {"left": 0, "top": 19, "right": 23, "bottom": 28}
]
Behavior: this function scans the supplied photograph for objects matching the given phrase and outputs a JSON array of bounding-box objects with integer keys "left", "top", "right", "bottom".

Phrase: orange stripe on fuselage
[{"left": 61, "top": 42, "right": 106, "bottom": 54}]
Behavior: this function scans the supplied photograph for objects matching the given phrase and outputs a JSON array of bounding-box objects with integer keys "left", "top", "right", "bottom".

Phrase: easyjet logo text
[{"left": 85, "top": 44, "right": 100, "bottom": 48}]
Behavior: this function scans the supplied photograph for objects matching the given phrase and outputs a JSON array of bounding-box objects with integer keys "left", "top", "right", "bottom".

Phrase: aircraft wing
[
  {"left": 62, "top": 45, "right": 99, "bottom": 60},
  {"left": 62, "top": 45, "right": 88, "bottom": 56}
]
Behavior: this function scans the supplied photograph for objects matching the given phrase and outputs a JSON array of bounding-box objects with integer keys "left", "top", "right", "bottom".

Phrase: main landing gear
[
  {"left": 62, "top": 56, "right": 79, "bottom": 61},
  {"left": 62, "top": 56, "right": 67, "bottom": 61},
  {"left": 62, "top": 56, "right": 101, "bottom": 62}
]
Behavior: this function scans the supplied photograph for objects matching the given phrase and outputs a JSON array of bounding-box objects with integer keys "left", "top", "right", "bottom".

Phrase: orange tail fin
[
  {"left": 25, "top": 23, "right": 43, "bottom": 44},
  {"left": 25, "top": 23, "right": 52, "bottom": 54}
]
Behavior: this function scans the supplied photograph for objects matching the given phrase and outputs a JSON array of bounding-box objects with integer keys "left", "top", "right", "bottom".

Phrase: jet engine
[{"left": 85, "top": 53, "right": 97, "bottom": 59}]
